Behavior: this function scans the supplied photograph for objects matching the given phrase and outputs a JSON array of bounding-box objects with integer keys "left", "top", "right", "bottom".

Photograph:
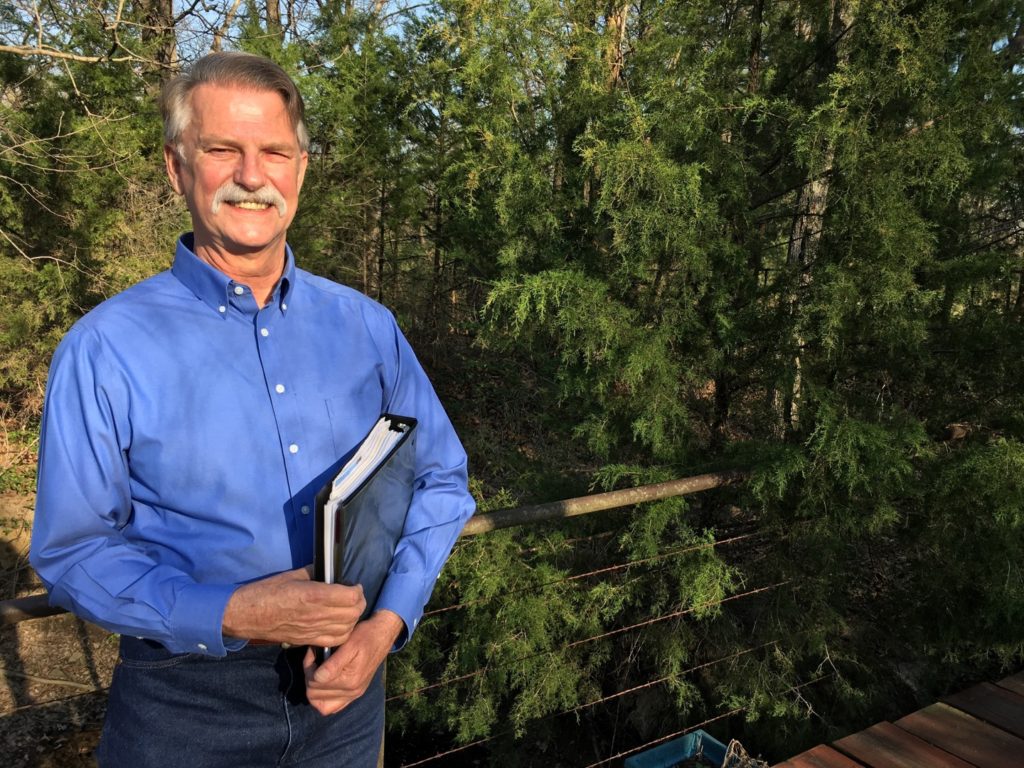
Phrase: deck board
[
  {"left": 944, "top": 681, "right": 1024, "bottom": 739},
  {"left": 774, "top": 673, "right": 1024, "bottom": 768},
  {"left": 775, "top": 744, "right": 863, "bottom": 768},
  {"left": 994, "top": 671, "right": 1024, "bottom": 698},
  {"left": 832, "top": 720, "right": 975, "bottom": 768},
  {"left": 896, "top": 702, "right": 1024, "bottom": 768}
]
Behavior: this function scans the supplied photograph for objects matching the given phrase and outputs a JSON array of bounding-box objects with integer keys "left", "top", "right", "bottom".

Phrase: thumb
[{"left": 313, "top": 638, "right": 360, "bottom": 684}]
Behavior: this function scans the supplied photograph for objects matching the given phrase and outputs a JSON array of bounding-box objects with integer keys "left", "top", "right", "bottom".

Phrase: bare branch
[
  {"left": 0, "top": 43, "right": 136, "bottom": 63},
  {"left": 111, "top": 0, "right": 127, "bottom": 30},
  {"left": 213, "top": 0, "right": 245, "bottom": 52},
  {"left": 32, "top": 0, "right": 43, "bottom": 50},
  {"left": 0, "top": 227, "right": 32, "bottom": 260},
  {"left": 0, "top": 173, "right": 64, "bottom": 218},
  {"left": 173, "top": 0, "right": 205, "bottom": 25}
]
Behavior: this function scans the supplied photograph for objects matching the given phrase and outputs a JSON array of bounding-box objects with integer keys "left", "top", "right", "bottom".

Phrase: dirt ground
[{"left": 1, "top": 492, "right": 116, "bottom": 768}]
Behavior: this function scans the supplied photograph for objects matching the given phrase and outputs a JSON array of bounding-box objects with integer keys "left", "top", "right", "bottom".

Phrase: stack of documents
[{"left": 314, "top": 413, "right": 417, "bottom": 661}]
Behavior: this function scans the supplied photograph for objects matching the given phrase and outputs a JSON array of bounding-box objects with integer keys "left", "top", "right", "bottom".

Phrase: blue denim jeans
[{"left": 97, "top": 637, "right": 384, "bottom": 768}]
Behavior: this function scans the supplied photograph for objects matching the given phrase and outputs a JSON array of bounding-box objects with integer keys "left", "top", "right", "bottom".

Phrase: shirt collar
[{"left": 171, "top": 234, "right": 295, "bottom": 316}]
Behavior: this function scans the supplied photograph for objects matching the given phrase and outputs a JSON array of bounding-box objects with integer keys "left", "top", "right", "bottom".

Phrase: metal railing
[
  {"left": 2, "top": 468, "right": 786, "bottom": 767},
  {"left": 1, "top": 469, "right": 746, "bottom": 627}
]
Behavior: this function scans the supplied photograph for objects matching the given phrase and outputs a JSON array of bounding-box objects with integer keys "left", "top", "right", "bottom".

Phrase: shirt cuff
[
  {"left": 167, "top": 581, "right": 238, "bottom": 656},
  {"left": 374, "top": 571, "right": 428, "bottom": 651}
]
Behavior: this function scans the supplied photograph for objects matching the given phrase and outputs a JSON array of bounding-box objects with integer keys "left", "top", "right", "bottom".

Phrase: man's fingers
[
  {"left": 224, "top": 574, "right": 365, "bottom": 645},
  {"left": 305, "top": 581, "right": 365, "bottom": 608},
  {"left": 315, "top": 624, "right": 360, "bottom": 647},
  {"left": 303, "top": 641, "right": 356, "bottom": 686},
  {"left": 307, "top": 693, "right": 356, "bottom": 717},
  {"left": 310, "top": 642, "right": 361, "bottom": 685},
  {"left": 302, "top": 647, "right": 318, "bottom": 675}
]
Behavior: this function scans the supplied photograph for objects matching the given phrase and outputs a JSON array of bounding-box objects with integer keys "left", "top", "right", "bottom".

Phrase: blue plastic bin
[{"left": 623, "top": 729, "right": 727, "bottom": 768}]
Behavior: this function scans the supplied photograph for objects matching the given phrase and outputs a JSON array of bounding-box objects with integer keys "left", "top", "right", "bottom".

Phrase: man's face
[{"left": 164, "top": 83, "right": 308, "bottom": 262}]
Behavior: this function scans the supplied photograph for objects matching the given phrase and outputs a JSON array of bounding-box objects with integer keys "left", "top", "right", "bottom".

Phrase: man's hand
[
  {"left": 222, "top": 566, "right": 366, "bottom": 647},
  {"left": 303, "top": 609, "right": 404, "bottom": 716}
]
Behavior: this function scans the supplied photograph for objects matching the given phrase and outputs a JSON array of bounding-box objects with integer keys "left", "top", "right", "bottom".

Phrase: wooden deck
[{"left": 774, "top": 672, "right": 1024, "bottom": 768}]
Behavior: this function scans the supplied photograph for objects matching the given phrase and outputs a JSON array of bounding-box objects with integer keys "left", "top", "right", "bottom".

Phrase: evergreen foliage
[{"left": 2, "top": 0, "right": 1023, "bottom": 763}]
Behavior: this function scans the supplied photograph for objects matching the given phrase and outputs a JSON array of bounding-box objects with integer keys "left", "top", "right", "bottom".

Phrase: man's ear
[{"left": 164, "top": 143, "right": 185, "bottom": 195}]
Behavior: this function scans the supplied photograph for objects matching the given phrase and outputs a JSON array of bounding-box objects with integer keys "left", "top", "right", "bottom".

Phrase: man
[{"left": 30, "top": 52, "right": 475, "bottom": 767}]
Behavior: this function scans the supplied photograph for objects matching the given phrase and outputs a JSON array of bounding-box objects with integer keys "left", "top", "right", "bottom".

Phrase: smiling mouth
[
  {"left": 212, "top": 183, "right": 287, "bottom": 216},
  {"left": 229, "top": 200, "right": 273, "bottom": 211}
]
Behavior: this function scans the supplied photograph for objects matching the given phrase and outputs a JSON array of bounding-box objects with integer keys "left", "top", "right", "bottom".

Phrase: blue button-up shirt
[{"left": 30, "top": 235, "right": 475, "bottom": 656}]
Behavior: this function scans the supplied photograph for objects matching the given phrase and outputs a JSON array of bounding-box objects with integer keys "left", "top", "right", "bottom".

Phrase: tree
[{"left": 3, "top": 0, "right": 1024, "bottom": 763}]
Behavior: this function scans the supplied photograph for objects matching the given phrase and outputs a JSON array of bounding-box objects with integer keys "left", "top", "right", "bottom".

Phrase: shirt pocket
[{"left": 325, "top": 390, "right": 384, "bottom": 458}]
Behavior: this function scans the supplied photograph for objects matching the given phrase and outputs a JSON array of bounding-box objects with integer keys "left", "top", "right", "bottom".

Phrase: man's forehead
[
  {"left": 189, "top": 82, "right": 289, "bottom": 112},
  {"left": 185, "top": 84, "right": 299, "bottom": 140}
]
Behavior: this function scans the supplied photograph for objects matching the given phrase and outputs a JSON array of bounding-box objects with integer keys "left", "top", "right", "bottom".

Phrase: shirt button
[
  {"left": 301, "top": 505, "right": 310, "bottom": 515},
  {"left": 275, "top": 384, "right": 285, "bottom": 394},
  {"left": 260, "top": 328, "right": 269, "bottom": 337},
  {"left": 218, "top": 305, "right": 226, "bottom": 314},
  {"left": 197, "top": 643, "right": 208, "bottom": 651},
  {"left": 281, "top": 302, "right": 288, "bottom": 310},
  {"left": 289, "top": 443, "right": 299, "bottom": 454},
  {"left": 233, "top": 285, "right": 245, "bottom": 295}
]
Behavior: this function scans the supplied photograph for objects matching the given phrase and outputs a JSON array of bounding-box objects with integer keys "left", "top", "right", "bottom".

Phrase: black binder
[{"left": 313, "top": 413, "right": 417, "bottom": 662}]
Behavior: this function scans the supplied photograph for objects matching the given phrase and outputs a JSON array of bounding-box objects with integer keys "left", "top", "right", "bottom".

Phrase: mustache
[{"left": 211, "top": 182, "right": 287, "bottom": 217}]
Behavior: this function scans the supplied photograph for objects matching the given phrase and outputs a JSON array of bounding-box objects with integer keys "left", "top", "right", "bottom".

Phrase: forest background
[{"left": 1, "top": 0, "right": 1023, "bottom": 764}]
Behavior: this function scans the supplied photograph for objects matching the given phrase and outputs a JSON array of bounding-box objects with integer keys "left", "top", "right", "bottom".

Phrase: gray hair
[{"left": 160, "top": 52, "right": 309, "bottom": 155}]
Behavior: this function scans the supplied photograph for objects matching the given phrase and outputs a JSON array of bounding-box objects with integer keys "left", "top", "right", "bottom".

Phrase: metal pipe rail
[{"left": 0, "top": 469, "right": 747, "bottom": 627}]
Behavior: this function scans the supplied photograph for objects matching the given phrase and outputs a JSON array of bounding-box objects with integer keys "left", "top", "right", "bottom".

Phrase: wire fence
[
  {"left": 398, "top": 642, "right": 781, "bottom": 767},
  {"left": 422, "top": 531, "right": 763, "bottom": 619},
  {"left": 0, "top": 469, "right": 746, "bottom": 627},
  {"left": 388, "top": 580, "right": 789, "bottom": 703},
  {"left": 1, "top": 469, "right": 812, "bottom": 766}
]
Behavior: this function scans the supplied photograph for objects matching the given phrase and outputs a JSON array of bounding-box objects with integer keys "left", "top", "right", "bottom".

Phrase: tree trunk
[
  {"left": 139, "top": 0, "right": 176, "bottom": 78},
  {"left": 212, "top": 0, "right": 244, "bottom": 52},
  {"left": 747, "top": 0, "right": 764, "bottom": 95},
  {"left": 362, "top": 201, "right": 371, "bottom": 297},
  {"left": 377, "top": 179, "right": 386, "bottom": 303},
  {"left": 605, "top": 3, "right": 629, "bottom": 89},
  {"left": 428, "top": 91, "right": 448, "bottom": 339},
  {"left": 782, "top": 0, "right": 851, "bottom": 433},
  {"left": 266, "top": 0, "right": 284, "bottom": 41}
]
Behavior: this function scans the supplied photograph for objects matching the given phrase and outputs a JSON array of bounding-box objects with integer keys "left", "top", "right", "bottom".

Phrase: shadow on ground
[
  {"left": 2, "top": 493, "right": 115, "bottom": 767},
  {"left": 1, "top": 691, "right": 106, "bottom": 768}
]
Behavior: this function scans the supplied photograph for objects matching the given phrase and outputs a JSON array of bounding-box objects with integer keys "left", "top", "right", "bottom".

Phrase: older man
[{"left": 30, "top": 52, "right": 475, "bottom": 767}]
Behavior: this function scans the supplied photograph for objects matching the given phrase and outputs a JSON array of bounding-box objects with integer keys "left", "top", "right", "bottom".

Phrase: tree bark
[
  {"left": 266, "top": 0, "right": 284, "bottom": 41},
  {"left": 783, "top": 0, "right": 851, "bottom": 433},
  {"left": 747, "top": 0, "right": 764, "bottom": 95},
  {"left": 212, "top": 0, "right": 244, "bottom": 52},
  {"left": 605, "top": 3, "right": 629, "bottom": 89},
  {"left": 377, "top": 179, "right": 387, "bottom": 302},
  {"left": 139, "top": 0, "right": 176, "bottom": 77}
]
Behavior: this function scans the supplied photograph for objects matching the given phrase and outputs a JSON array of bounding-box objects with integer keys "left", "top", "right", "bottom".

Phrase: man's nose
[{"left": 234, "top": 152, "right": 266, "bottom": 190}]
